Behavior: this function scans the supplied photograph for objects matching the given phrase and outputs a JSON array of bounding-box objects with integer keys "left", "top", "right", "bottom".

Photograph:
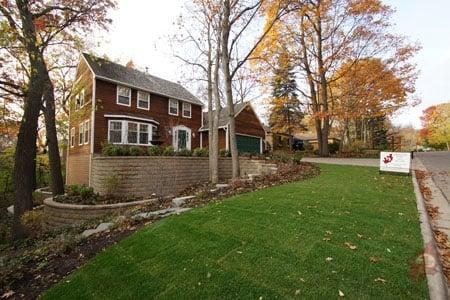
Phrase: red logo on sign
[{"left": 383, "top": 154, "right": 393, "bottom": 164}]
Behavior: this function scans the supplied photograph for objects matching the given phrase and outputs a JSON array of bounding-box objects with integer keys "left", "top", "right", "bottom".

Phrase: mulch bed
[
  {"left": 178, "top": 162, "right": 320, "bottom": 207},
  {"left": 0, "top": 162, "right": 319, "bottom": 299}
]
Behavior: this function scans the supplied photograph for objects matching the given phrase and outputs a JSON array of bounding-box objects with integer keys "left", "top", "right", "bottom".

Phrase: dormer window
[
  {"left": 168, "top": 99, "right": 178, "bottom": 116},
  {"left": 137, "top": 91, "right": 150, "bottom": 110},
  {"left": 117, "top": 85, "right": 131, "bottom": 106},
  {"left": 182, "top": 102, "right": 192, "bottom": 118}
]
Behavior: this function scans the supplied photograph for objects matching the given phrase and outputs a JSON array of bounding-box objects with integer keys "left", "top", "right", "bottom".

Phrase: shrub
[
  {"left": 292, "top": 151, "right": 303, "bottom": 165},
  {"left": 102, "top": 143, "right": 123, "bottom": 156},
  {"left": 272, "top": 150, "right": 291, "bottom": 163},
  {"left": 21, "top": 210, "right": 45, "bottom": 238},
  {"left": 219, "top": 149, "right": 231, "bottom": 157},
  {"left": 67, "top": 184, "right": 98, "bottom": 202},
  {"left": 328, "top": 142, "right": 340, "bottom": 154},
  {"left": 240, "top": 152, "right": 252, "bottom": 157},
  {"left": 129, "top": 146, "right": 145, "bottom": 156},
  {"left": 176, "top": 149, "right": 192, "bottom": 157},
  {"left": 104, "top": 174, "right": 119, "bottom": 196},
  {"left": 342, "top": 140, "right": 366, "bottom": 154},
  {"left": 148, "top": 145, "right": 163, "bottom": 156},
  {"left": 162, "top": 146, "right": 174, "bottom": 156},
  {"left": 192, "top": 147, "right": 208, "bottom": 157}
]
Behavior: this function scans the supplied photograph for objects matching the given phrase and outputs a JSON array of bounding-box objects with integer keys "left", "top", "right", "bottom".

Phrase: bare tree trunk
[
  {"left": 221, "top": 0, "right": 239, "bottom": 179},
  {"left": 206, "top": 23, "right": 215, "bottom": 183},
  {"left": 316, "top": 8, "right": 329, "bottom": 157},
  {"left": 12, "top": 0, "right": 45, "bottom": 240},
  {"left": 42, "top": 78, "right": 65, "bottom": 195},
  {"left": 211, "top": 26, "right": 222, "bottom": 183}
]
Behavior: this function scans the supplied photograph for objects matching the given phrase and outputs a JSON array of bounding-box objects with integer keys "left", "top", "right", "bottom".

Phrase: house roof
[
  {"left": 199, "top": 102, "right": 250, "bottom": 131},
  {"left": 81, "top": 53, "right": 203, "bottom": 106}
]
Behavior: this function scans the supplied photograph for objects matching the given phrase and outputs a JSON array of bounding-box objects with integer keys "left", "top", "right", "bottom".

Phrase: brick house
[
  {"left": 66, "top": 53, "right": 204, "bottom": 185},
  {"left": 199, "top": 102, "right": 266, "bottom": 154},
  {"left": 67, "top": 53, "right": 267, "bottom": 186}
]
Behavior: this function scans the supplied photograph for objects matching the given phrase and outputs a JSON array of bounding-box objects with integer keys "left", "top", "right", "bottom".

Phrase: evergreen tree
[{"left": 268, "top": 53, "right": 304, "bottom": 148}]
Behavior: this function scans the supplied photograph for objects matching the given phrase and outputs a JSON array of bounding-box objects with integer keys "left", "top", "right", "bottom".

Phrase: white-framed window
[
  {"left": 137, "top": 91, "right": 150, "bottom": 110},
  {"left": 117, "top": 85, "right": 131, "bottom": 106},
  {"left": 182, "top": 102, "right": 192, "bottom": 118},
  {"left": 75, "top": 89, "right": 85, "bottom": 110},
  {"left": 84, "top": 120, "right": 90, "bottom": 144},
  {"left": 108, "top": 121, "right": 123, "bottom": 144},
  {"left": 168, "top": 99, "right": 179, "bottom": 116},
  {"left": 173, "top": 125, "right": 191, "bottom": 151},
  {"left": 78, "top": 123, "right": 84, "bottom": 146},
  {"left": 108, "top": 120, "right": 154, "bottom": 145},
  {"left": 139, "top": 124, "right": 149, "bottom": 144},
  {"left": 70, "top": 127, "right": 75, "bottom": 148},
  {"left": 127, "top": 122, "right": 138, "bottom": 144}
]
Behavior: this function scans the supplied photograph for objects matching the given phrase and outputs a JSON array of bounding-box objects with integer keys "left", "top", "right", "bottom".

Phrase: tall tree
[
  {"left": 269, "top": 51, "right": 304, "bottom": 147},
  {"left": 173, "top": 0, "right": 222, "bottom": 183},
  {"left": 330, "top": 58, "right": 416, "bottom": 148},
  {"left": 0, "top": 0, "right": 115, "bottom": 240},
  {"left": 420, "top": 103, "right": 450, "bottom": 150},
  {"left": 256, "top": 0, "right": 419, "bottom": 156},
  {"left": 220, "top": 0, "right": 294, "bottom": 178}
]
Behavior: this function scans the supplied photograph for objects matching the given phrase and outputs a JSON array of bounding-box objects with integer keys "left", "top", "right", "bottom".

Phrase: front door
[
  {"left": 173, "top": 125, "right": 191, "bottom": 151},
  {"left": 177, "top": 129, "right": 187, "bottom": 150}
]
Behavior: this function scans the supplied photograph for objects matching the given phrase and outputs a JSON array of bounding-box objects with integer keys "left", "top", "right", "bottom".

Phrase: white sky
[{"left": 93, "top": 0, "right": 450, "bottom": 129}]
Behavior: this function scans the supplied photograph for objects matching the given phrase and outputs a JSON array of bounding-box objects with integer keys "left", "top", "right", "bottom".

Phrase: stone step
[
  {"left": 172, "top": 195, "right": 196, "bottom": 207},
  {"left": 216, "top": 184, "right": 229, "bottom": 189}
]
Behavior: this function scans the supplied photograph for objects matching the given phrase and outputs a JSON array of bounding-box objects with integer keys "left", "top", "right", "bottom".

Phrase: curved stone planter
[{"left": 44, "top": 197, "right": 158, "bottom": 228}]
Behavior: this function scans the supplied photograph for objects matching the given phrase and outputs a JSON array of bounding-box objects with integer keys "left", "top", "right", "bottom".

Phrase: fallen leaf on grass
[
  {"left": 323, "top": 237, "right": 331, "bottom": 242},
  {"left": 344, "top": 242, "right": 357, "bottom": 250},
  {"left": 339, "top": 290, "right": 345, "bottom": 297},
  {"left": 295, "top": 289, "right": 301, "bottom": 295},
  {"left": 374, "top": 277, "right": 387, "bottom": 284},
  {"left": 386, "top": 248, "right": 391, "bottom": 253},
  {"left": 207, "top": 272, "right": 211, "bottom": 278},
  {"left": 237, "top": 251, "right": 243, "bottom": 254},
  {"left": 357, "top": 233, "right": 363, "bottom": 239},
  {"left": 369, "top": 256, "right": 380, "bottom": 263},
  {"left": 297, "top": 211, "right": 302, "bottom": 215},
  {"left": 326, "top": 257, "right": 333, "bottom": 262}
]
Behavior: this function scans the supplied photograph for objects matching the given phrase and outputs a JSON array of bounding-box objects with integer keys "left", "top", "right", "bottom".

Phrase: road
[{"left": 416, "top": 151, "right": 450, "bottom": 202}]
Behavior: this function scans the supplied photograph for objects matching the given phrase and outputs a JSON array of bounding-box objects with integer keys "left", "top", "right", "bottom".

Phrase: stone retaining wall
[
  {"left": 44, "top": 197, "right": 158, "bottom": 228},
  {"left": 91, "top": 156, "right": 276, "bottom": 197}
]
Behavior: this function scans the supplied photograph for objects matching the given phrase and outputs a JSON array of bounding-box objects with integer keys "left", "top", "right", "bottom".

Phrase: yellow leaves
[{"left": 374, "top": 277, "right": 387, "bottom": 284}]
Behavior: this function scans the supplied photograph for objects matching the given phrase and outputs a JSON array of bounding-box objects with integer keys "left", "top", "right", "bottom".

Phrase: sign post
[{"left": 379, "top": 151, "right": 412, "bottom": 175}]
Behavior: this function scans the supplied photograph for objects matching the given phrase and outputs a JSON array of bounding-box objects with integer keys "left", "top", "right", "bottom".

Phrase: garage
[{"left": 236, "top": 134, "right": 261, "bottom": 154}]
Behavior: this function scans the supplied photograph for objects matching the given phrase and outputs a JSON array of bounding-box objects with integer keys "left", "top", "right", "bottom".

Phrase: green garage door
[{"left": 236, "top": 134, "right": 261, "bottom": 154}]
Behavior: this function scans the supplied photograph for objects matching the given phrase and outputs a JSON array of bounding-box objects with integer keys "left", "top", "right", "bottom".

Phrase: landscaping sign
[{"left": 379, "top": 151, "right": 411, "bottom": 174}]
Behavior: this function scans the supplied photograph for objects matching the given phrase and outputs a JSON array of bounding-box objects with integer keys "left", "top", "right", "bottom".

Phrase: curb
[{"left": 412, "top": 162, "right": 449, "bottom": 300}]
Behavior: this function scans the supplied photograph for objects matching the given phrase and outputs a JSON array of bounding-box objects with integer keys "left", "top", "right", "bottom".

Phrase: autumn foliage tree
[
  {"left": 255, "top": 0, "right": 419, "bottom": 156},
  {"left": 420, "top": 103, "right": 450, "bottom": 150},
  {"left": 330, "top": 58, "right": 415, "bottom": 148},
  {"left": 0, "top": 0, "right": 115, "bottom": 240}
]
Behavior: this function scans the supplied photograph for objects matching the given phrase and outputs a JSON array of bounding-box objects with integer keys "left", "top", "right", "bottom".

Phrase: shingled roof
[
  {"left": 82, "top": 53, "right": 203, "bottom": 106},
  {"left": 199, "top": 102, "right": 251, "bottom": 131}
]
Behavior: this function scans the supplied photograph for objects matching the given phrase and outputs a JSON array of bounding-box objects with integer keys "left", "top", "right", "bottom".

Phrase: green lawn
[{"left": 44, "top": 164, "right": 428, "bottom": 299}]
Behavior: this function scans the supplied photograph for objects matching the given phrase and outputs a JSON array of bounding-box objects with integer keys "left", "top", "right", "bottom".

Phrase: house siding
[
  {"left": 200, "top": 105, "right": 265, "bottom": 151},
  {"left": 235, "top": 105, "right": 265, "bottom": 138},
  {"left": 200, "top": 129, "right": 227, "bottom": 150},
  {"left": 66, "top": 58, "right": 94, "bottom": 185},
  {"left": 93, "top": 79, "right": 202, "bottom": 153}
]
